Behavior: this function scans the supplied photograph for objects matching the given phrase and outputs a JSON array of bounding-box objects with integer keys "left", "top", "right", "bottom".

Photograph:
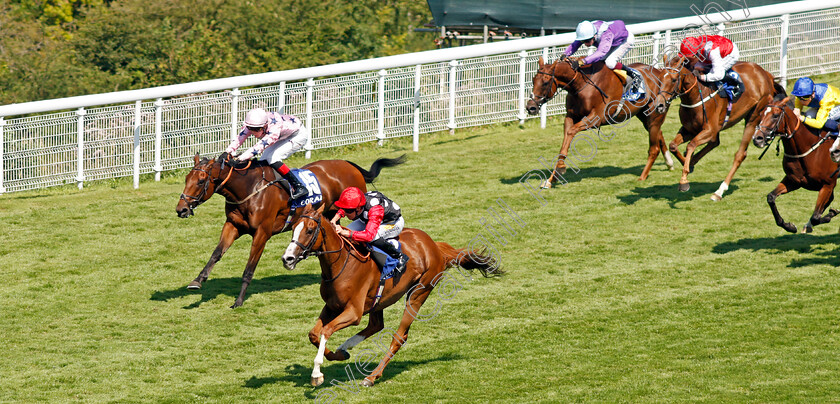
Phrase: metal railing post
[
  {"left": 779, "top": 13, "right": 790, "bottom": 87},
  {"left": 0, "top": 117, "right": 5, "bottom": 194},
  {"left": 652, "top": 31, "right": 662, "bottom": 68},
  {"left": 278, "top": 81, "right": 286, "bottom": 113},
  {"left": 76, "top": 107, "right": 86, "bottom": 190},
  {"left": 448, "top": 60, "right": 458, "bottom": 135},
  {"left": 133, "top": 100, "right": 141, "bottom": 189},
  {"left": 377, "top": 69, "right": 387, "bottom": 146},
  {"left": 154, "top": 98, "right": 163, "bottom": 182},
  {"left": 230, "top": 88, "right": 240, "bottom": 142},
  {"left": 413, "top": 64, "right": 421, "bottom": 152},
  {"left": 540, "top": 48, "right": 548, "bottom": 128},
  {"left": 518, "top": 50, "right": 528, "bottom": 124},
  {"left": 305, "top": 78, "right": 314, "bottom": 159},
  {"left": 717, "top": 23, "right": 725, "bottom": 35}
]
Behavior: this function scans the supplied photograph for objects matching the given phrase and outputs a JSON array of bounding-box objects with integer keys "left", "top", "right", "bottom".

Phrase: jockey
[
  {"left": 679, "top": 35, "right": 741, "bottom": 98},
  {"left": 330, "top": 187, "right": 410, "bottom": 272},
  {"left": 790, "top": 77, "right": 840, "bottom": 134},
  {"left": 226, "top": 108, "right": 309, "bottom": 200},
  {"left": 564, "top": 20, "right": 644, "bottom": 98}
]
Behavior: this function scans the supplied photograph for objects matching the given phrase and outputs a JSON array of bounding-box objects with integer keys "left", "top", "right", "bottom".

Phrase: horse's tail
[
  {"left": 436, "top": 242, "right": 503, "bottom": 277},
  {"left": 345, "top": 154, "right": 407, "bottom": 183}
]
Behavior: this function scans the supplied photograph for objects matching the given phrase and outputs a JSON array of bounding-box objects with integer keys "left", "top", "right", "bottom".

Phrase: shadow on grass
[
  {"left": 430, "top": 134, "right": 484, "bottom": 146},
  {"left": 150, "top": 273, "right": 320, "bottom": 309},
  {"left": 617, "top": 180, "right": 741, "bottom": 208},
  {"left": 500, "top": 164, "right": 647, "bottom": 185},
  {"left": 245, "top": 353, "right": 464, "bottom": 397},
  {"left": 712, "top": 233, "right": 840, "bottom": 267}
]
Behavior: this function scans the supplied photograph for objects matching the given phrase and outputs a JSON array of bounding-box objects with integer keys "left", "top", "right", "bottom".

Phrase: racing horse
[
  {"left": 652, "top": 55, "right": 785, "bottom": 200},
  {"left": 752, "top": 94, "right": 839, "bottom": 233},
  {"left": 281, "top": 204, "right": 500, "bottom": 387},
  {"left": 175, "top": 153, "right": 405, "bottom": 308},
  {"left": 526, "top": 56, "right": 675, "bottom": 186}
]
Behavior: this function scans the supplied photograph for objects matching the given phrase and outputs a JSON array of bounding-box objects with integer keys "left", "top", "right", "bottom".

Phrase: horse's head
[
  {"left": 175, "top": 153, "right": 227, "bottom": 218},
  {"left": 527, "top": 56, "right": 577, "bottom": 115},
  {"left": 653, "top": 55, "right": 690, "bottom": 114},
  {"left": 752, "top": 95, "right": 791, "bottom": 148},
  {"left": 282, "top": 204, "right": 329, "bottom": 270}
]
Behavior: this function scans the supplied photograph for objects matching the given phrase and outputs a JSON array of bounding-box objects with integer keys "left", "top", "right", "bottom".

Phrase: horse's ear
[
  {"left": 781, "top": 96, "right": 790, "bottom": 104},
  {"left": 662, "top": 54, "right": 669, "bottom": 66},
  {"left": 194, "top": 153, "right": 200, "bottom": 165},
  {"left": 316, "top": 204, "right": 326, "bottom": 215},
  {"left": 538, "top": 56, "right": 545, "bottom": 68}
]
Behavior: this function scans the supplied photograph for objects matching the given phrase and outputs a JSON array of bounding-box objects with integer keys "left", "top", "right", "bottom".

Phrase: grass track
[{"left": 1, "top": 75, "right": 839, "bottom": 403}]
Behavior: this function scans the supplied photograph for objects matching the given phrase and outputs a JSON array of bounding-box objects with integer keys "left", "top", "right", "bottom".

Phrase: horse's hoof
[
  {"left": 230, "top": 301, "right": 242, "bottom": 309},
  {"left": 361, "top": 378, "right": 374, "bottom": 387},
  {"left": 186, "top": 281, "right": 201, "bottom": 290},
  {"left": 783, "top": 223, "right": 797, "bottom": 233},
  {"left": 338, "top": 349, "right": 350, "bottom": 361},
  {"left": 311, "top": 375, "right": 325, "bottom": 387},
  {"left": 539, "top": 180, "right": 552, "bottom": 189},
  {"left": 710, "top": 193, "right": 722, "bottom": 202},
  {"left": 678, "top": 183, "right": 690, "bottom": 192},
  {"left": 803, "top": 224, "right": 813, "bottom": 234}
]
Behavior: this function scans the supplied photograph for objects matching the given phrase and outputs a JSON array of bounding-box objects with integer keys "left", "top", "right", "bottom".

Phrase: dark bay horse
[
  {"left": 752, "top": 95, "right": 839, "bottom": 233},
  {"left": 653, "top": 56, "right": 785, "bottom": 200},
  {"left": 175, "top": 153, "right": 405, "bottom": 308},
  {"left": 281, "top": 204, "right": 500, "bottom": 387},
  {"left": 526, "top": 56, "right": 674, "bottom": 187}
]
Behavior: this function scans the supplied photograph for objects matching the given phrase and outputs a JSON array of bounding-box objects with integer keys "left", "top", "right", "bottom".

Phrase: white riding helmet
[
  {"left": 575, "top": 20, "right": 597, "bottom": 42},
  {"left": 244, "top": 108, "right": 268, "bottom": 128}
]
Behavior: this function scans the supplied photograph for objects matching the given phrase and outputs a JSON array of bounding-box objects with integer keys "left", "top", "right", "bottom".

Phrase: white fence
[{"left": 0, "top": 1, "right": 839, "bottom": 193}]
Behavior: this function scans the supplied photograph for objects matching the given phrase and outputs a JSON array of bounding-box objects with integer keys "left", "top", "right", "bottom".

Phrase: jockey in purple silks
[{"left": 564, "top": 20, "right": 644, "bottom": 99}]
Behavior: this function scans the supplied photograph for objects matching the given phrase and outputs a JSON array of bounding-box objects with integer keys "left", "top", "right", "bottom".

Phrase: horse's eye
[{"left": 306, "top": 228, "right": 315, "bottom": 235}]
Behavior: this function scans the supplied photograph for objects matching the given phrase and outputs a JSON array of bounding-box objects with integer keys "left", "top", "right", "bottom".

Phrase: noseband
[
  {"left": 179, "top": 166, "right": 215, "bottom": 211},
  {"left": 530, "top": 61, "right": 580, "bottom": 106},
  {"left": 290, "top": 214, "right": 348, "bottom": 282},
  {"left": 756, "top": 104, "right": 795, "bottom": 142}
]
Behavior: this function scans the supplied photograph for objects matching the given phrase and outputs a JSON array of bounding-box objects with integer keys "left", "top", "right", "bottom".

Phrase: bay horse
[
  {"left": 175, "top": 153, "right": 406, "bottom": 308},
  {"left": 752, "top": 94, "right": 839, "bottom": 233},
  {"left": 652, "top": 55, "right": 785, "bottom": 200},
  {"left": 526, "top": 56, "right": 674, "bottom": 187},
  {"left": 281, "top": 204, "right": 500, "bottom": 387}
]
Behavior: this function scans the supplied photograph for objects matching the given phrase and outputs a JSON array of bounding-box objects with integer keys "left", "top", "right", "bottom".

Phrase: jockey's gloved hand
[
  {"left": 569, "top": 59, "right": 580, "bottom": 71},
  {"left": 218, "top": 152, "right": 230, "bottom": 162}
]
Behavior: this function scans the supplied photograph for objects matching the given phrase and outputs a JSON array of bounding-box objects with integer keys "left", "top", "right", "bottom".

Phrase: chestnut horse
[
  {"left": 175, "top": 153, "right": 405, "bottom": 308},
  {"left": 526, "top": 56, "right": 674, "bottom": 187},
  {"left": 652, "top": 56, "right": 785, "bottom": 200},
  {"left": 281, "top": 204, "right": 500, "bottom": 387},
  {"left": 752, "top": 95, "right": 839, "bottom": 233}
]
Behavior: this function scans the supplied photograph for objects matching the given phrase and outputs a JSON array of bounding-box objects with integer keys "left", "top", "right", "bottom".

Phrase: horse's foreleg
[
  {"left": 688, "top": 134, "right": 720, "bottom": 171},
  {"left": 362, "top": 278, "right": 435, "bottom": 387},
  {"left": 712, "top": 123, "right": 756, "bottom": 201},
  {"left": 231, "top": 227, "right": 271, "bottom": 308},
  {"left": 188, "top": 221, "right": 240, "bottom": 289},
  {"left": 333, "top": 310, "right": 385, "bottom": 361},
  {"left": 543, "top": 116, "right": 577, "bottom": 188},
  {"left": 768, "top": 181, "right": 797, "bottom": 233},
  {"left": 669, "top": 129, "right": 688, "bottom": 166},
  {"left": 311, "top": 305, "right": 364, "bottom": 386},
  {"left": 678, "top": 137, "right": 702, "bottom": 192},
  {"left": 639, "top": 114, "right": 669, "bottom": 180},
  {"left": 805, "top": 184, "right": 836, "bottom": 232}
]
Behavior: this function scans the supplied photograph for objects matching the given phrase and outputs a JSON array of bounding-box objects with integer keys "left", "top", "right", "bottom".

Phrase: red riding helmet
[
  {"left": 679, "top": 37, "right": 704, "bottom": 58},
  {"left": 335, "top": 187, "right": 365, "bottom": 210}
]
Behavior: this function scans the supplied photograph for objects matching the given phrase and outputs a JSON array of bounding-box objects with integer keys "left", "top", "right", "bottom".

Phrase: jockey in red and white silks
[{"left": 679, "top": 35, "right": 740, "bottom": 83}]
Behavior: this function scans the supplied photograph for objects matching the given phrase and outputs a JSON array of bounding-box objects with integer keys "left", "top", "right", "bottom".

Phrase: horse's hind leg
[
  {"left": 362, "top": 277, "right": 436, "bottom": 387},
  {"left": 232, "top": 226, "right": 271, "bottom": 308},
  {"left": 638, "top": 113, "right": 671, "bottom": 180},
  {"left": 768, "top": 181, "right": 797, "bottom": 233},
  {"left": 333, "top": 310, "right": 385, "bottom": 361},
  {"left": 188, "top": 221, "right": 240, "bottom": 289},
  {"left": 805, "top": 185, "right": 836, "bottom": 233}
]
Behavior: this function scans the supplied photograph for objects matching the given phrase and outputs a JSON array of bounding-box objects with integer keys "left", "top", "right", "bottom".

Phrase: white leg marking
[
  {"left": 312, "top": 334, "right": 327, "bottom": 379},
  {"left": 714, "top": 181, "right": 729, "bottom": 198}
]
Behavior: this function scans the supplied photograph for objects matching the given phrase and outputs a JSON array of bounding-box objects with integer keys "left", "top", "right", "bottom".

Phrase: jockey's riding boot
[
  {"left": 271, "top": 161, "right": 308, "bottom": 200},
  {"left": 622, "top": 66, "right": 644, "bottom": 93},
  {"left": 370, "top": 238, "right": 409, "bottom": 272}
]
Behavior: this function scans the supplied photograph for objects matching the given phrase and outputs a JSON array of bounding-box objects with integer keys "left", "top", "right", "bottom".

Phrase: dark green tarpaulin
[{"left": 427, "top": 0, "right": 792, "bottom": 31}]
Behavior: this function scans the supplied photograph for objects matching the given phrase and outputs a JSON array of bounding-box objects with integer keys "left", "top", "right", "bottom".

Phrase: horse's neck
[
  {"left": 317, "top": 223, "right": 352, "bottom": 280},
  {"left": 783, "top": 108, "right": 821, "bottom": 154}
]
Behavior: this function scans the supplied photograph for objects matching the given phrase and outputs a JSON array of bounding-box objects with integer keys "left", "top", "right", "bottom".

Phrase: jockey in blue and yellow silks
[{"left": 790, "top": 77, "right": 840, "bottom": 133}]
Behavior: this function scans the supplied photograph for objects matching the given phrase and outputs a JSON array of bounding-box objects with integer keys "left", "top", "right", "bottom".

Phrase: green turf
[{"left": 1, "top": 73, "right": 839, "bottom": 403}]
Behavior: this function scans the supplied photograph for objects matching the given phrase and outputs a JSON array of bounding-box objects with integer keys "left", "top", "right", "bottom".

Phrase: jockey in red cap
[
  {"left": 330, "top": 187, "right": 409, "bottom": 272},
  {"left": 679, "top": 35, "right": 742, "bottom": 99}
]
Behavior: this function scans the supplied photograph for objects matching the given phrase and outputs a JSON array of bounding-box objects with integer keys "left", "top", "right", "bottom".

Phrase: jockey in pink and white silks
[
  {"left": 226, "top": 108, "right": 310, "bottom": 200},
  {"left": 564, "top": 20, "right": 644, "bottom": 99}
]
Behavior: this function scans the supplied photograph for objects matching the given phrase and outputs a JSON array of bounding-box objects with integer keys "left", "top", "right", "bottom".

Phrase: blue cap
[{"left": 791, "top": 77, "right": 815, "bottom": 97}]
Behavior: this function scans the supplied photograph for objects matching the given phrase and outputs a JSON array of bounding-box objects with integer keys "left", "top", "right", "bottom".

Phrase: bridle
[
  {"left": 179, "top": 165, "right": 218, "bottom": 213},
  {"left": 288, "top": 214, "right": 347, "bottom": 282},
  {"left": 529, "top": 59, "right": 581, "bottom": 106},
  {"left": 755, "top": 104, "right": 793, "bottom": 143},
  {"left": 656, "top": 62, "right": 698, "bottom": 106}
]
